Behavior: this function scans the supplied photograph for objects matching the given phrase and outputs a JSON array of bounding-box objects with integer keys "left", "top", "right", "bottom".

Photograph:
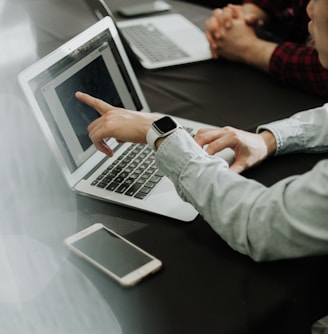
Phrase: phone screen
[{"left": 72, "top": 227, "right": 153, "bottom": 278}]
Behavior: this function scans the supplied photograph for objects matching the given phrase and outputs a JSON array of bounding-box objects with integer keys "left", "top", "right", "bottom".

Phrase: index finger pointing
[{"left": 75, "top": 91, "right": 113, "bottom": 115}]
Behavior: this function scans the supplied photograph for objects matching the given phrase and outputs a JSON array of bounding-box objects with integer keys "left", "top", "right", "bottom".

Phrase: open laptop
[
  {"left": 18, "top": 17, "right": 233, "bottom": 222},
  {"left": 84, "top": 0, "right": 212, "bottom": 69}
]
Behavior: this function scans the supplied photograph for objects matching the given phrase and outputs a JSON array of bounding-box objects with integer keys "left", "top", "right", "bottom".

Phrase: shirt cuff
[{"left": 257, "top": 118, "right": 304, "bottom": 155}]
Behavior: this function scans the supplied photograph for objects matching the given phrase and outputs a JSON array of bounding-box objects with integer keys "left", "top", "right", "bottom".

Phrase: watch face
[{"left": 153, "top": 116, "right": 178, "bottom": 134}]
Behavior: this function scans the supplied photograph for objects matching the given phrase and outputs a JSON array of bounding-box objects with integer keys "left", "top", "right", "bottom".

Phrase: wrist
[
  {"left": 155, "top": 137, "right": 166, "bottom": 149},
  {"left": 260, "top": 130, "right": 277, "bottom": 157},
  {"left": 244, "top": 39, "right": 277, "bottom": 72}
]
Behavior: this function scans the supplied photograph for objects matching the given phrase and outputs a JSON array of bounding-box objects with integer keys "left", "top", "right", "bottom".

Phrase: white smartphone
[
  {"left": 64, "top": 223, "right": 162, "bottom": 287},
  {"left": 117, "top": 1, "right": 172, "bottom": 17}
]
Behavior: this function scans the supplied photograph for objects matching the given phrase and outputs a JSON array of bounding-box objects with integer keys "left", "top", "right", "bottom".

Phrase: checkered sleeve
[
  {"left": 270, "top": 43, "right": 328, "bottom": 98},
  {"left": 243, "top": 0, "right": 293, "bottom": 19}
]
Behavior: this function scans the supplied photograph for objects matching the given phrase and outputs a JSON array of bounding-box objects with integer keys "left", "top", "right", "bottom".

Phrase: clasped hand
[{"left": 205, "top": 4, "right": 267, "bottom": 60}]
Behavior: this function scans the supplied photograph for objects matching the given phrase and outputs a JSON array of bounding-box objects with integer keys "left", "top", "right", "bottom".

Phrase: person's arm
[
  {"left": 156, "top": 129, "right": 328, "bottom": 261},
  {"left": 205, "top": 5, "right": 273, "bottom": 62},
  {"left": 206, "top": 16, "right": 328, "bottom": 96},
  {"left": 161, "top": 105, "right": 328, "bottom": 261},
  {"left": 76, "top": 92, "right": 328, "bottom": 261},
  {"left": 194, "top": 104, "right": 328, "bottom": 171},
  {"left": 212, "top": 16, "right": 279, "bottom": 71},
  {"left": 269, "top": 44, "right": 328, "bottom": 97},
  {"left": 257, "top": 104, "right": 328, "bottom": 155}
]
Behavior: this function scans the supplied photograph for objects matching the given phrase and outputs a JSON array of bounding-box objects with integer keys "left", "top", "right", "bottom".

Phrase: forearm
[
  {"left": 259, "top": 130, "right": 277, "bottom": 156},
  {"left": 77, "top": 92, "right": 328, "bottom": 261},
  {"left": 242, "top": 38, "right": 277, "bottom": 72},
  {"left": 156, "top": 130, "right": 328, "bottom": 261},
  {"left": 214, "top": 18, "right": 278, "bottom": 72},
  {"left": 269, "top": 43, "right": 328, "bottom": 97}
]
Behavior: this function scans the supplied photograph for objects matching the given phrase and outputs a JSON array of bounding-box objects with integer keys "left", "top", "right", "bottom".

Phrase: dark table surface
[{"left": 1, "top": 1, "right": 327, "bottom": 333}]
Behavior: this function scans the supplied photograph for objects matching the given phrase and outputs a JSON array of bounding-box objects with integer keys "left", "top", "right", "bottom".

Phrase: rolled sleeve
[
  {"left": 257, "top": 118, "right": 305, "bottom": 155},
  {"left": 257, "top": 104, "right": 328, "bottom": 155},
  {"left": 154, "top": 119, "right": 328, "bottom": 261},
  {"left": 156, "top": 128, "right": 229, "bottom": 201}
]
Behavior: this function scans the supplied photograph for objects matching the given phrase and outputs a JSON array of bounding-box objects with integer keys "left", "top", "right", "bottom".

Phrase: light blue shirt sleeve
[
  {"left": 155, "top": 105, "right": 328, "bottom": 261},
  {"left": 257, "top": 103, "right": 328, "bottom": 155}
]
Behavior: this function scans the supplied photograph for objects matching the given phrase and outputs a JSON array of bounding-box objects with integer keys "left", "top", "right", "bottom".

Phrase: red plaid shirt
[{"left": 244, "top": 0, "right": 328, "bottom": 97}]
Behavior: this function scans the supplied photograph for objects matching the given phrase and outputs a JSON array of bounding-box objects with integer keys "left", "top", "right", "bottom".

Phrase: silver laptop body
[
  {"left": 86, "top": 0, "right": 212, "bottom": 69},
  {"left": 18, "top": 17, "right": 207, "bottom": 221}
]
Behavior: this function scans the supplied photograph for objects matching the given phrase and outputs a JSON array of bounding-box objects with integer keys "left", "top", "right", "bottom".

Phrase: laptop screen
[{"left": 27, "top": 29, "right": 142, "bottom": 173}]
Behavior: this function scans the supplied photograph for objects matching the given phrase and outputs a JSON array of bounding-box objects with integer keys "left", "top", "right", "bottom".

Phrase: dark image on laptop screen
[{"left": 55, "top": 55, "right": 123, "bottom": 151}]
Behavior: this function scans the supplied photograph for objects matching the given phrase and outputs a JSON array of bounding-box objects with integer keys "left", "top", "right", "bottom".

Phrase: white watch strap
[{"left": 146, "top": 126, "right": 162, "bottom": 151}]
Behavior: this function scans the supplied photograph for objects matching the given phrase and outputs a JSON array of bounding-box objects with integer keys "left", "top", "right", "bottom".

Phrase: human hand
[
  {"left": 205, "top": 4, "right": 270, "bottom": 61},
  {"left": 194, "top": 126, "right": 276, "bottom": 173},
  {"left": 211, "top": 13, "right": 277, "bottom": 70},
  {"left": 212, "top": 15, "right": 260, "bottom": 63},
  {"left": 241, "top": 3, "right": 268, "bottom": 26},
  {"left": 205, "top": 5, "right": 241, "bottom": 59},
  {"left": 75, "top": 92, "right": 159, "bottom": 156}
]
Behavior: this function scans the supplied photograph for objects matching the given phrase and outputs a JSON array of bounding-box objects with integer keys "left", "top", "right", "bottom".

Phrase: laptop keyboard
[
  {"left": 91, "top": 143, "right": 164, "bottom": 200},
  {"left": 120, "top": 23, "right": 189, "bottom": 63}
]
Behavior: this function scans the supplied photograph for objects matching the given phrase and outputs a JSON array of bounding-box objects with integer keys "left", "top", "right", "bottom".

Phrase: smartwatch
[{"left": 146, "top": 116, "right": 181, "bottom": 150}]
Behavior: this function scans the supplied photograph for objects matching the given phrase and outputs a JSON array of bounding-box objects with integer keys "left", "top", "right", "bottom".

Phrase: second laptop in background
[{"left": 85, "top": 0, "right": 212, "bottom": 69}]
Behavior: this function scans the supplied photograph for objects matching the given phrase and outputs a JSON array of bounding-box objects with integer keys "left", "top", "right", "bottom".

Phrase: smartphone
[
  {"left": 64, "top": 223, "right": 162, "bottom": 287},
  {"left": 117, "top": 0, "right": 172, "bottom": 18}
]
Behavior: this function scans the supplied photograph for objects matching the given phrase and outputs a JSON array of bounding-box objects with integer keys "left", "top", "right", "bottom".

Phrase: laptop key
[
  {"left": 134, "top": 192, "right": 148, "bottom": 200},
  {"left": 106, "top": 181, "right": 120, "bottom": 191},
  {"left": 91, "top": 141, "right": 190, "bottom": 199},
  {"left": 125, "top": 184, "right": 142, "bottom": 196},
  {"left": 115, "top": 183, "right": 131, "bottom": 194}
]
